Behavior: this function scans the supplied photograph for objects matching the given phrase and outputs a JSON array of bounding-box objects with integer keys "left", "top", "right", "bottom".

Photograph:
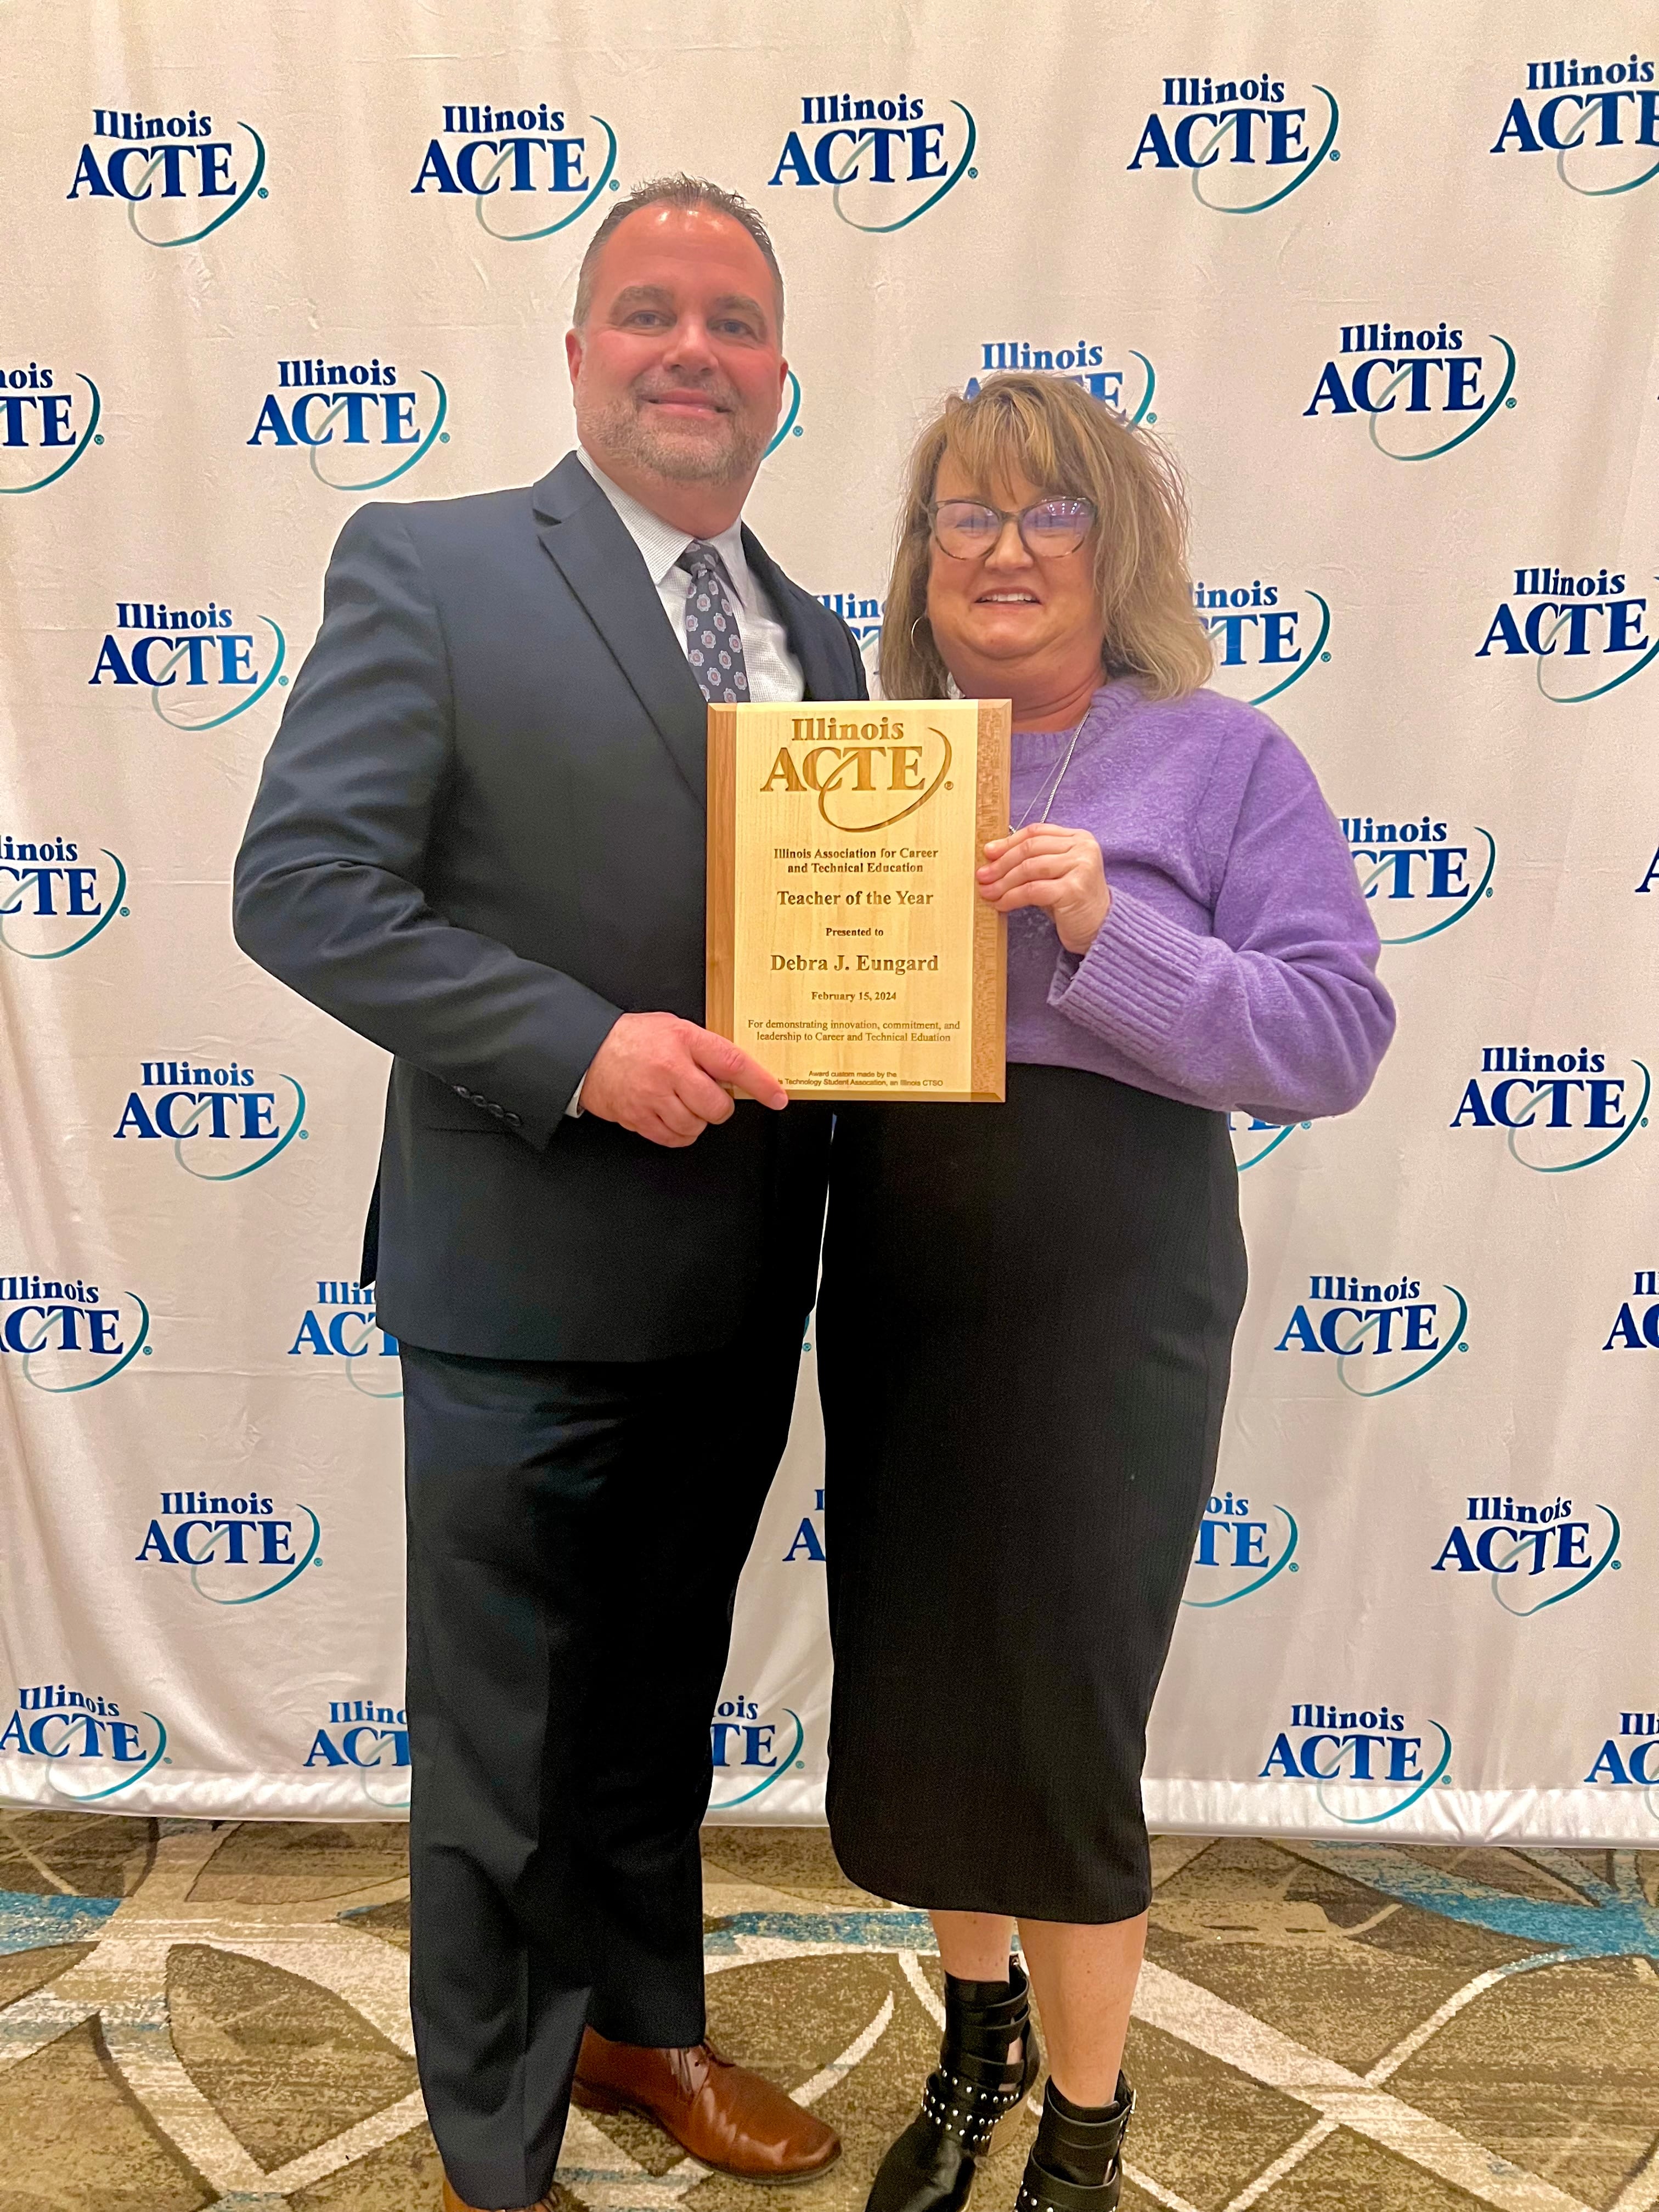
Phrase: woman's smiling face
[{"left": 924, "top": 453, "right": 1104, "bottom": 693}]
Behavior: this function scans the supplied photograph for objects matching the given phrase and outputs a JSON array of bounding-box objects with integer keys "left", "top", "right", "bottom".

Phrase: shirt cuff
[
  {"left": 565, "top": 1071, "right": 585, "bottom": 1118},
  {"left": 1047, "top": 885, "right": 1207, "bottom": 1059}
]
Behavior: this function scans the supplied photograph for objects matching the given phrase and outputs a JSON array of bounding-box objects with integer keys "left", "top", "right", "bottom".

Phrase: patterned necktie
[{"left": 677, "top": 540, "right": 751, "bottom": 704}]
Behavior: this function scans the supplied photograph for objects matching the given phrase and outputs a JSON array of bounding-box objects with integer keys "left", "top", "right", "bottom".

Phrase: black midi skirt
[{"left": 816, "top": 1062, "right": 1248, "bottom": 1924}]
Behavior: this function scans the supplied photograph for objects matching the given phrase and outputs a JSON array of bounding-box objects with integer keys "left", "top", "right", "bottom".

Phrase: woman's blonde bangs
[
  {"left": 879, "top": 373, "right": 1214, "bottom": 706},
  {"left": 936, "top": 387, "right": 1081, "bottom": 513}
]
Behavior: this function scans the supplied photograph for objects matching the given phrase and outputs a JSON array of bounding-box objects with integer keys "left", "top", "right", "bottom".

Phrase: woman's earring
[{"left": 910, "top": 616, "right": 927, "bottom": 650}]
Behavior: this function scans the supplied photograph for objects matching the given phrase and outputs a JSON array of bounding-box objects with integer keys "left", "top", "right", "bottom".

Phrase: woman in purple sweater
[{"left": 815, "top": 374, "right": 1393, "bottom": 2212}]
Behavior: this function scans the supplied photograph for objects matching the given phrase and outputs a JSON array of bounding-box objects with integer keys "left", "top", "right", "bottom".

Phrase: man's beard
[{"left": 579, "top": 371, "right": 771, "bottom": 486}]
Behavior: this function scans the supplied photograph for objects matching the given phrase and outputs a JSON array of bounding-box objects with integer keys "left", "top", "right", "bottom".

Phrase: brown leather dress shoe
[
  {"left": 440, "top": 2175, "right": 558, "bottom": 2211},
  {"left": 572, "top": 2025, "right": 842, "bottom": 2183}
]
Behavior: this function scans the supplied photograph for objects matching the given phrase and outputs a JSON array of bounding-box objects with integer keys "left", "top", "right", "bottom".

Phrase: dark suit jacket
[{"left": 233, "top": 450, "right": 868, "bottom": 1360}]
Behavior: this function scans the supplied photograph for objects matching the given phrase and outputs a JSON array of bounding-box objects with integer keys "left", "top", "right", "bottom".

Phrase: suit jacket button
[{"left": 506, "top": 1112, "right": 522, "bottom": 1126}]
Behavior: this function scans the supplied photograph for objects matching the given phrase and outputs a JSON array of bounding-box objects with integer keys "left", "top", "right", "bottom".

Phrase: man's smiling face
[{"left": 568, "top": 204, "right": 788, "bottom": 498}]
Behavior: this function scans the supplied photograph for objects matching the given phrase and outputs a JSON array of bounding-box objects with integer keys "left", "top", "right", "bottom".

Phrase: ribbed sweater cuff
[{"left": 1048, "top": 885, "right": 1207, "bottom": 1058}]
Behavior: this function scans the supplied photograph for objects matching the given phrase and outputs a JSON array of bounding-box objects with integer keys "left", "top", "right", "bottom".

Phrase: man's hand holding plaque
[{"left": 581, "top": 1011, "right": 788, "bottom": 1147}]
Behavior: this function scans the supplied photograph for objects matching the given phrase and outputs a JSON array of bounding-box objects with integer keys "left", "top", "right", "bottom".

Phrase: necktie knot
[{"left": 678, "top": 539, "right": 727, "bottom": 584}]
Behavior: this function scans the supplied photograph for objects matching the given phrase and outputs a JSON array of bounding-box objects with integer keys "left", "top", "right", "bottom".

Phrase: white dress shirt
[
  {"left": 565, "top": 448, "right": 805, "bottom": 1114},
  {"left": 575, "top": 444, "right": 805, "bottom": 703}
]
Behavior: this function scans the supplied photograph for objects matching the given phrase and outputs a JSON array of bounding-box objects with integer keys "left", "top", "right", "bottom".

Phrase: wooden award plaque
[{"left": 707, "top": 699, "right": 1011, "bottom": 1101}]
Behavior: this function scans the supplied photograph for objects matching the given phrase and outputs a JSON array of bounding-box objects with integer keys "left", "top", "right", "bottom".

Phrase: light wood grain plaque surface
[{"left": 707, "top": 698, "right": 1010, "bottom": 1101}]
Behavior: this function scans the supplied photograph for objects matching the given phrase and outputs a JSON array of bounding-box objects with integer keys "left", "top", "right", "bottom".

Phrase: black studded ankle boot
[
  {"left": 866, "top": 1959, "right": 1041, "bottom": 2212},
  {"left": 1015, "top": 2075, "right": 1135, "bottom": 2212}
]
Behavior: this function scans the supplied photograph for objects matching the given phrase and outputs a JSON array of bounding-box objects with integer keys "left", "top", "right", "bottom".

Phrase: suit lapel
[
  {"left": 742, "top": 527, "right": 850, "bottom": 702},
  {"left": 532, "top": 453, "right": 709, "bottom": 800},
  {"left": 529, "top": 455, "right": 859, "bottom": 801}
]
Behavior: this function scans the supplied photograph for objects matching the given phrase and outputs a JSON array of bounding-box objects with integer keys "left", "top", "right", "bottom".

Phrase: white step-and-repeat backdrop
[{"left": 5, "top": 0, "right": 1659, "bottom": 1842}]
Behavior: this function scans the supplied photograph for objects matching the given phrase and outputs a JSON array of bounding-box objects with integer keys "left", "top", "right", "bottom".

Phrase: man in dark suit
[{"left": 234, "top": 175, "right": 865, "bottom": 2212}]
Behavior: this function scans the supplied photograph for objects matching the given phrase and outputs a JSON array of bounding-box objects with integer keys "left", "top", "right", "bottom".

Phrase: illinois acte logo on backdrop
[
  {"left": 1449, "top": 1045, "right": 1650, "bottom": 1172},
  {"left": 816, "top": 591, "right": 884, "bottom": 647},
  {"left": 1198, "top": 578, "right": 1330, "bottom": 708},
  {"left": 766, "top": 93, "right": 977, "bottom": 230},
  {"left": 1430, "top": 1492, "right": 1621, "bottom": 1613},
  {"left": 89, "top": 599, "right": 287, "bottom": 731},
  {"left": 965, "top": 340, "right": 1156, "bottom": 425},
  {"left": 707, "top": 1694, "right": 806, "bottom": 1810},
  {"left": 304, "top": 1700, "right": 409, "bottom": 1808},
  {"left": 1604, "top": 1266, "right": 1659, "bottom": 1351},
  {"left": 287, "top": 1277, "right": 402, "bottom": 1397},
  {"left": 134, "top": 1488, "right": 322, "bottom": 1606},
  {"left": 1259, "top": 1700, "right": 1453, "bottom": 1825},
  {"left": 1585, "top": 1711, "right": 1659, "bottom": 1801},
  {"left": 1228, "top": 1115, "right": 1309, "bottom": 1171},
  {"left": 1183, "top": 1490, "right": 1299, "bottom": 1609},
  {"left": 248, "top": 356, "right": 449, "bottom": 490},
  {"left": 112, "top": 1058, "right": 307, "bottom": 1180},
  {"left": 1273, "top": 1271, "right": 1468, "bottom": 1396},
  {"left": 1477, "top": 566, "right": 1659, "bottom": 703},
  {"left": 66, "top": 108, "right": 267, "bottom": 245},
  {"left": 0, "top": 1684, "right": 168, "bottom": 1801},
  {"left": 765, "top": 369, "right": 803, "bottom": 456},
  {"left": 1, "top": 836, "right": 127, "bottom": 961},
  {"left": 1126, "top": 73, "right": 1339, "bottom": 211},
  {"left": 1346, "top": 812, "right": 1496, "bottom": 947},
  {"left": 1304, "top": 322, "right": 1516, "bottom": 461},
  {"left": 0, "top": 363, "right": 102, "bottom": 493},
  {"left": 1491, "top": 54, "right": 1659, "bottom": 197},
  {"left": 411, "top": 101, "right": 619, "bottom": 239},
  {"left": 781, "top": 1486, "right": 825, "bottom": 1563},
  {"left": 0, "top": 1272, "right": 151, "bottom": 1392}
]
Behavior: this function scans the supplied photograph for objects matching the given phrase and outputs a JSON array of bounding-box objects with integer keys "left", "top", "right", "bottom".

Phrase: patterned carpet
[{"left": 1, "top": 1815, "right": 1656, "bottom": 2211}]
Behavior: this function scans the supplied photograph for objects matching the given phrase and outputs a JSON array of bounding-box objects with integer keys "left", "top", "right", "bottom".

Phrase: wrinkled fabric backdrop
[{"left": 4, "top": 0, "right": 1659, "bottom": 1841}]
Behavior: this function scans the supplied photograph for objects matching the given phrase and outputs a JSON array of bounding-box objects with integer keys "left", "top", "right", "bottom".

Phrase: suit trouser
[{"left": 399, "top": 1306, "right": 807, "bottom": 2209}]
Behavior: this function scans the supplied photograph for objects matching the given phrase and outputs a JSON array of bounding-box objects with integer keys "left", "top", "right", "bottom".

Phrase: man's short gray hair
[{"left": 572, "top": 174, "right": 785, "bottom": 335}]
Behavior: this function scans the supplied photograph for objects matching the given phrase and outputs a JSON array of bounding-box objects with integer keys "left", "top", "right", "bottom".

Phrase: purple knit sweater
[{"left": 1007, "top": 683, "right": 1394, "bottom": 1122}]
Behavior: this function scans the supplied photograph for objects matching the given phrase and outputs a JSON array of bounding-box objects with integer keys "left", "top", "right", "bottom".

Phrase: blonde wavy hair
[{"left": 879, "top": 372, "right": 1213, "bottom": 702}]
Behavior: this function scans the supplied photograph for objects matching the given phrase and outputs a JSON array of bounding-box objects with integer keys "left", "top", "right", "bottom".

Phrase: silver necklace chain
[{"left": 1012, "top": 720, "right": 1085, "bottom": 833}]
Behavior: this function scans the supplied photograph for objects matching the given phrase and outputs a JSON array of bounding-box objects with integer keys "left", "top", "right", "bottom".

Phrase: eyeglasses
[{"left": 928, "top": 497, "right": 1096, "bottom": 560}]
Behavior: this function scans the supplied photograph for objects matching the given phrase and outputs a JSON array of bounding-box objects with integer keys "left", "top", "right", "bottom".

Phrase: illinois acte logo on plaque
[{"left": 707, "top": 699, "right": 1011, "bottom": 1100}]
